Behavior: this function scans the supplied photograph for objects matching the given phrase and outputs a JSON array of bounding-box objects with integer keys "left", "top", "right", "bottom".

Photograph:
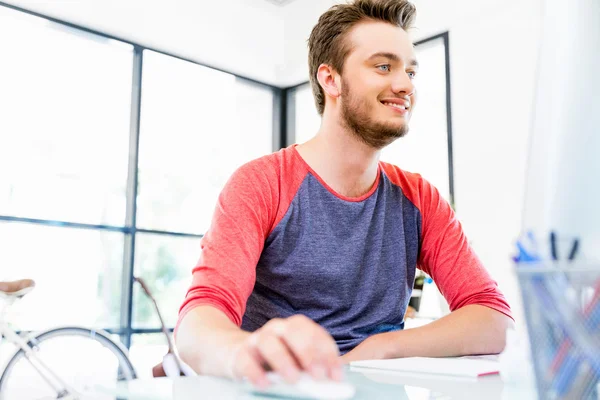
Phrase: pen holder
[{"left": 517, "top": 263, "right": 600, "bottom": 400}]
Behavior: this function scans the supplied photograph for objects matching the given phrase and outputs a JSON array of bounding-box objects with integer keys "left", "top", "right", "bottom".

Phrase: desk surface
[{"left": 93, "top": 366, "right": 538, "bottom": 400}]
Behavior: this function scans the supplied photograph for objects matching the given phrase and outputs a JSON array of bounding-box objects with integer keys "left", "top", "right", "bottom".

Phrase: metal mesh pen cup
[{"left": 517, "top": 263, "right": 600, "bottom": 400}]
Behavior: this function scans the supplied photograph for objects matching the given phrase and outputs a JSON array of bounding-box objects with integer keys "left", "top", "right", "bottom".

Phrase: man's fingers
[
  {"left": 280, "top": 315, "right": 341, "bottom": 380},
  {"left": 279, "top": 316, "right": 319, "bottom": 369},
  {"left": 255, "top": 331, "right": 301, "bottom": 383},
  {"left": 328, "top": 355, "right": 345, "bottom": 381},
  {"left": 314, "top": 335, "right": 344, "bottom": 381},
  {"left": 233, "top": 346, "right": 269, "bottom": 388},
  {"left": 233, "top": 315, "right": 342, "bottom": 386}
]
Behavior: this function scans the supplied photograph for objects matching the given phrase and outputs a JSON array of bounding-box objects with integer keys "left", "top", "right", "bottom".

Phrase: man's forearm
[
  {"left": 175, "top": 305, "right": 250, "bottom": 377},
  {"left": 342, "top": 305, "right": 514, "bottom": 362}
]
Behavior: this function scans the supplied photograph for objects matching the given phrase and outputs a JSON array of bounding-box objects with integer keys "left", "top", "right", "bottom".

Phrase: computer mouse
[{"left": 242, "top": 371, "right": 356, "bottom": 399}]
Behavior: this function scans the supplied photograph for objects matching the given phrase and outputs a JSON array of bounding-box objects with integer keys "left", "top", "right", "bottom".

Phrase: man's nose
[{"left": 391, "top": 71, "right": 415, "bottom": 97}]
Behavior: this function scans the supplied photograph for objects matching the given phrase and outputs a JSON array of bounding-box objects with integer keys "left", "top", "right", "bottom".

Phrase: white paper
[{"left": 350, "top": 357, "right": 500, "bottom": 378}]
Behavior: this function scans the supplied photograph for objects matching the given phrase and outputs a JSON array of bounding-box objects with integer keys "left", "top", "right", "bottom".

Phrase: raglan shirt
[{"left": 177, "top": 145, "right": 513, "bottom": 354}]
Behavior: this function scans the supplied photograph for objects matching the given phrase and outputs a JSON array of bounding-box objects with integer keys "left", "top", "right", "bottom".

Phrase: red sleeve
[
  {"left": 176, "top": 150, "right": 307, "bottom": 332},
  {"left": 381, "top": 163, "right": 514, "bottom": 320}
]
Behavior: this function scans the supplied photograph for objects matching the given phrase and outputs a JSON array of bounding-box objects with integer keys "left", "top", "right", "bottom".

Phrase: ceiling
[
  {"left": 262, "top": 0, "right": 298, "bottom": 5},
  {"left": 0, "top": 0, "right": 527, "bottom": 87}
]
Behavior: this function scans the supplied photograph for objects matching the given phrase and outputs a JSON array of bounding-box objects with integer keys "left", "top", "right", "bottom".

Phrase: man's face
[{"left": 338, "top": 21, "right": 418, "bottom": 149}]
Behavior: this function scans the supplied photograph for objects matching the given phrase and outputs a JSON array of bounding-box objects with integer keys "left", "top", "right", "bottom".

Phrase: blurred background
[{"left": 0, "top": 0, "right": 542, "bottom": 378}]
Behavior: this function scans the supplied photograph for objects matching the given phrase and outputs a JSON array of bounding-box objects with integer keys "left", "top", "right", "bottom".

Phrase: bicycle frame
[
  {"left": 134, "top": 277, "right": 196, "bottom": 378},
  {"left": 0, "top": 297, "right": 79, "bottom": 399}
]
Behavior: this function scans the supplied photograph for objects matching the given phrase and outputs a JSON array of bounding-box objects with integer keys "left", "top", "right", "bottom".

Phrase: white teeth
[{"left": 384, "top": 102, "right": 407, "bottom": 110}]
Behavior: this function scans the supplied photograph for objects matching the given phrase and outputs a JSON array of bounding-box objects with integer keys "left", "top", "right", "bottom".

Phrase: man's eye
[
  {"left": 377, "top": 65, "right": 391, "bottom": 72},
  {"left": 407, "top": 71, "right": 417, "bottom": 79}
]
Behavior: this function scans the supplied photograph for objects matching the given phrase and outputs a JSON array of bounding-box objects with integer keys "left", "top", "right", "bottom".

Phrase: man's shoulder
[
  {"left": 379, "top": 161, "right": 424, "bottom": 190},
  {"left": 237, "top": 150, "right": 281, "bottom": 176},
  {"left": 379, "top": 161, "right": 449, "bottom": 219},
  {"left": 230, "top": 146, "right": 307, "bottom": 187},
  {"left": 379, "top": 161, "right": 444, "bottom": 213}
]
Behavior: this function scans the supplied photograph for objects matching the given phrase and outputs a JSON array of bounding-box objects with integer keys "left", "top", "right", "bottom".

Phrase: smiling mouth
[{"left": 381, "top": 101, "right": 409, "bottom": 112}]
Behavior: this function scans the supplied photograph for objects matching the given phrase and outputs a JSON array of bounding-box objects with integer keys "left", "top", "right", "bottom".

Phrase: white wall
[
  {"left": 278, "top": 0, "right": 536, "bottom": 86},
  {"left": 279, "top": 0, "right": 337, "bottom": 87},
  {"left": 449, "top": 0, "right": 543, "bottom": 325}
]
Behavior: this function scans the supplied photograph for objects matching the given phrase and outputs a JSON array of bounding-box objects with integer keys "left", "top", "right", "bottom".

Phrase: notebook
[{"left": 350, "top": 356, "right": 500, "bottom": 378}]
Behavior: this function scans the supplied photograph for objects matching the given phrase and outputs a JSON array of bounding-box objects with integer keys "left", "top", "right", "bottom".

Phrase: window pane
[
  {"left": 0, "top": 221, "right": 124, "bottom": 330},
  {"left": 294, "top": 83, "right": 322, "bottom": 144},
  {"left": 0, "top": 7, "right": 133, "bottom": 225},
  {"left": 137, "top": 50, "right": 274, "bottom": 234},
  {"left": 132, "top": 233, "right": 199, "bottom": 329},
  {"left": 129, "top": 333, "right": 169, "bottom": 379},
  {"left": 381, "top": 38, "right": 451, "bottom": 202}
]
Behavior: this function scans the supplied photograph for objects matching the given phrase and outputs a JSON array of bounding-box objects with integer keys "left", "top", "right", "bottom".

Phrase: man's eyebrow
[
  {"left": 367, "top": 52, "right": 400, "bottom": 62},
  {"left": 367, "top": 52, "right": 419, "bottom": 68}
]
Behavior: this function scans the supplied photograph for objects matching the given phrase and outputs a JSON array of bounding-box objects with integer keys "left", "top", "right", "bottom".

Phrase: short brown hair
[{"left": 307, "top": 0, "right": 416, "bottom": 115}]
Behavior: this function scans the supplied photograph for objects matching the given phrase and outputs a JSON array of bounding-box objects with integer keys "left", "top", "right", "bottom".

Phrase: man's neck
[{"left": 296, "top": 117, "right": 380, "bottom": 198}]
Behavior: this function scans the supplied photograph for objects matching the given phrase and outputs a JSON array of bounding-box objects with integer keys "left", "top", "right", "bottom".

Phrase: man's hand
[
  {"left": 340, "top": 334, "right": 387, "bottom": 364},
  {"left": 228, "top": 314, "right": 343, "bottom": 388},
  {"left": 341, "top": 305, "right": 513, "bottom": 364}
]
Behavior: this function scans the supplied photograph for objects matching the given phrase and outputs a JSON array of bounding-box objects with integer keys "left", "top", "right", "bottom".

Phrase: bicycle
[
  {"left": 133, "top": 277, "right": 195, "bottom": 379},
  {"left": 0, "top": 279, "right": 137, "bottom": 399}
]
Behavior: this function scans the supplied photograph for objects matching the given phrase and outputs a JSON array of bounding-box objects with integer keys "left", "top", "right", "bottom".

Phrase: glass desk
[{"left": 92, "top": 366, "right": 538, "bottom": 400}]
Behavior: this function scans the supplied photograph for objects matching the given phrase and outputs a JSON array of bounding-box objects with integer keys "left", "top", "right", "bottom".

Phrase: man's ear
[{"left": 316, "top": 64, "right": 341, "bottom": 98}]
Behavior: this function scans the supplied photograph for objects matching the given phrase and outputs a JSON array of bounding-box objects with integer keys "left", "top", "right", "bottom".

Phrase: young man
[{"left": 176, "top": 0, "right": 514, "bottom": 389}]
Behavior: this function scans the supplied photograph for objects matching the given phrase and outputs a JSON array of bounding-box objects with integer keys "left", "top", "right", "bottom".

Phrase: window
[
  {"left": 0, "top": 221, "right": 124, "bottom": 330},
  {"left": 0, "top": 6, "right": 133, "bottom": 226},
  {"left": 292, "top": 84, "right": 322, "bottom": 145},
  {"left": 132, "top": 233, "right": 200, "bottom": 329},
  {"left": 381, "top": 37, "right": 452, "bottom": 202},
  {"left": 0, "top": 3, "right": 277, "bottom": 352},
  {"left": 128, "top": 333, "right": 169, "bottom": 379},
  {"left": 136, "top": 50, "right": 274, "bottom": 235}
]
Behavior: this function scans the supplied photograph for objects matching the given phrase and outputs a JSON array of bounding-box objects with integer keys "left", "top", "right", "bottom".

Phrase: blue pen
[
  {"left": 550, "top": 231, "right": 558, "bottom": 261},
  {"left": 567, "top": 238, "right": 579, "bottom": 262},
  {"left": 515, "top": 231, "right": 541, "bottom": 263}
]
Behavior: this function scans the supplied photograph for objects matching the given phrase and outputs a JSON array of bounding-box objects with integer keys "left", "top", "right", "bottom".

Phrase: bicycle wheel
[{"left": 0, "top": 326, "right": 136, "bottom": 399}]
